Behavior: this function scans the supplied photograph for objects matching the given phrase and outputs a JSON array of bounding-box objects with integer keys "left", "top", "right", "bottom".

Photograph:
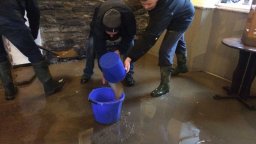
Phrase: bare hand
[{"left": 124, "top": 57, "right": 132, "bottom": 73}]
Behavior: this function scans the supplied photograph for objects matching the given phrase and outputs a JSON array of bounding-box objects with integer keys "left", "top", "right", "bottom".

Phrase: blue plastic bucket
[
  {"left": 88, "top": 87, "right": 125, "bottom": 125},
  {"left": 99, "top": 52, "right": 126, "bottom": 83}
]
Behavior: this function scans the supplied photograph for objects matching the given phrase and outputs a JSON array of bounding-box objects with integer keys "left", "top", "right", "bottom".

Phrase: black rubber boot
[
  {"left": 124, "top": 72, "right": 135, "bottom": 87},
  {"left": 0, "top": 61, "right": 17, "bottom": 100},
  {"left": 171, "top": 53, "right": 188, "bottom": 76},
  {"left": 151, "top": 66, "right": 172, "bottom": 97},
  {"left": 32, "top": 60, "right": 64, "bottom": 96},
  {"left": 80, "top": 74, "right": 91, "bottom": 84}
]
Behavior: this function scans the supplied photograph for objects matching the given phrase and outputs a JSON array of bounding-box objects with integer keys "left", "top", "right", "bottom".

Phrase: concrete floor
[{"left": 0, "top": 54, "right": 256, "bottom": 144}]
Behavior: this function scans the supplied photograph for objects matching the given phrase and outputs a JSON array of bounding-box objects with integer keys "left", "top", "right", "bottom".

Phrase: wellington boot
[
  {"left": 32, "top": 60, "right": 64, "bottom": 96},
  {"left": 151, "top": 83, "right": 169, "bottom": 97},
  {"left": 172, "top": 53, "right": 188, "bottom": 76},
  {"left": 171, "top": 65, "right": 188, "bottom": 76},
  {"left": 124, "top": 73, "right": 135, "bottom": 87},
  {"left": 151, "top": 66, "right": 172, "bottom": 97},
  {"left": 4, "top": 83, "right": 18, "bottom": 100},
  {"left": 80, "top": 74, "right": 91, "bottom": 84},
  {"left": 44, "top": 78, "right": 64, "bottom": 96},
  {"left": 0, "top": 61, "right": 17, "bottom": 100}
]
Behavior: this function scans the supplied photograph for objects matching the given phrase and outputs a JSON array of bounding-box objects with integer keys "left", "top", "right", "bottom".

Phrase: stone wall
[{"left": 39, "top": 0, "right": 148, "bottom": 59}]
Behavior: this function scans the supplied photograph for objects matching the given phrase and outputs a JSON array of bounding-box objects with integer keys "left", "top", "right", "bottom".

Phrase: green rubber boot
[
  {"left": 172, "top": 53, "right": 188, "bottom": 76},
  {"left": 151, "top": 66, "right": 172, "bottom": 97},
  {"left": 32, "top": 60, "right": 64, "bottom": 96},
  {"left": 0, "top": 61, "right": 17, "bottom": 100}
]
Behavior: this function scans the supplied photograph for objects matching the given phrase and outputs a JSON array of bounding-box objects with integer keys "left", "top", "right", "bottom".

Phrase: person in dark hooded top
[{"left": 81, "top": 0, "right": 136, "bottom": 87}]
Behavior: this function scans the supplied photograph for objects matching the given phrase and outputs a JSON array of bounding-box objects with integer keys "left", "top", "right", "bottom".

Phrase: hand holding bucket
[{"left": 99, "top": 52, "right": 126, "bottom": 83}]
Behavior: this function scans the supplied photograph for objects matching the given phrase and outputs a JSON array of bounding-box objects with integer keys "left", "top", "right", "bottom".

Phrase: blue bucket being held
[
  {"left": 99, "top": 52, "right": 126, "bottom": 83},
  {"left": 88, "top": 87, "right": 125, "bottom": 125}
]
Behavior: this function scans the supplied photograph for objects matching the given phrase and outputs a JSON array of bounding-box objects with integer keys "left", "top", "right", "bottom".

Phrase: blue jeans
[
  {"left": 83, "top": 37, "right": 134, "bottom": 77},
  {"left": 175, "top": 34, "right": 187, "bottom": 56},
  {"left": 158, "top": 31, "right": 186, "bottom": 66},
  {"left": 0, "top": 22, "right": 43, "bottom": 63}
]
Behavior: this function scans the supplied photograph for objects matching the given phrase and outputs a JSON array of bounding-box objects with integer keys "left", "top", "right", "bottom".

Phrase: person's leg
[
  {"left": 171, "top": 34, "right": 188, "bottom": 76},
  {"left": 81, "top": 36, "right": 95, "bottom": 83},
  {"left": 32, "top": 60, "right": 64, "bottom": 96},
  {"left": 151, "top": 30, "right": 183, "bottom": 97},
  {"left": 2, "top": 24, "right": 64, "bottom": 96},
  {"left": 167, "top": 2, "right": 194, "bottom": 77},
  {"left": 1, "top": 24, "right": 43, "bottom": 63},
  {"left": 123, "top": 40, "right": 135, "bottom": 86},
  {"left": 238, "top": 53, "right": 256, "bottom": 97},
  {"left": 124, "top": 62, "right": 135, "bottom": 86},
  {"left": 0, "top": 36, "right": 9, "bottom": 62},
  {"left": 0, "top": 36, "right": 17, "bottom": 100}
]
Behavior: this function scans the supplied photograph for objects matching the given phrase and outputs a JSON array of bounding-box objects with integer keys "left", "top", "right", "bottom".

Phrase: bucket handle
[
  {"left": 88, "top": 99, "right": 103, "bottom": 105},
  {"left": 88, "top": 99, "right": 97, "bottom": 104}
]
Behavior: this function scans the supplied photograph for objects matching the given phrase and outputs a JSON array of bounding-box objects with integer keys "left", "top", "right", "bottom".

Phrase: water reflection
[{"left": 83, "top": 96, "right": 203, "bottom": 144}]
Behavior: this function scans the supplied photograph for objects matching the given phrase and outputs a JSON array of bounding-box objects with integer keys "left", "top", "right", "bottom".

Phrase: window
[{"left": 216, "top": 0, "right": 253, "bottom": 13}]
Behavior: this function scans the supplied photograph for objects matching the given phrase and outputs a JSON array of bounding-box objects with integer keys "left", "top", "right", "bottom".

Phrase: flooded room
[{"left": 0, "top": 0, "right": 256, "bottom": 144}]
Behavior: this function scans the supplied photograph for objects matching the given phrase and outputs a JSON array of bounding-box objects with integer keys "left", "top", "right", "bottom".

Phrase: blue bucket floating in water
[
  {"left": 99, "top": 52, "right": 126, "bottom": 83},
  {"left": 88, "top": 87, "right": 125, "bottom": 125}
]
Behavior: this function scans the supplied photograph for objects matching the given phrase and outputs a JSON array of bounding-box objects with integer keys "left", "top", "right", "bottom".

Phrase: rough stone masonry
[{"left": 39, "top": 0, "right": 148, "bottom": 60}]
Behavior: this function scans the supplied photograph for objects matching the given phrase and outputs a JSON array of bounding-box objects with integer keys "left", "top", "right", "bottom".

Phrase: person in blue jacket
[
  {"left": 0, "top": 0, "right": 64, "bottom": 100},
  {"left": 80, "top": 0, "right": 137, "bottom": 87},
  {"left": 124, "top": 0, "right": 195, "bottom": 97}
]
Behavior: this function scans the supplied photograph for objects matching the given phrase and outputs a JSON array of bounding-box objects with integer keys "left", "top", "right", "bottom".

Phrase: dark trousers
[
  {"left": 231, "top": 51, "right": 256, "bottom": 97},
  {"left": 83, "top": 36, "right": 134, "bottom": 77},
  {"left": 0, "top": 22, "right": 43, "bottom": 63}
]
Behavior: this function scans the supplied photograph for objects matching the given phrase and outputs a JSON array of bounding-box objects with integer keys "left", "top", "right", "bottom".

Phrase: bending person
[
  {"left": 124, "top": 0, "right": 195, "bottom": 97},
  {"left": 81, "top": 0, "right": 136, "bottom": 87}
]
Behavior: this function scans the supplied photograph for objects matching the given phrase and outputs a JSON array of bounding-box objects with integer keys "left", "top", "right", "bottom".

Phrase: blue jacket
[
  {"left": 91, "top": 0, "right": 136, "bottom": 58},
  {"left": 127, "top": 0, "right": 195, "bottom": 62},
  {"left": 0, "top": 0, "right": 40, "bottom": 38}
]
